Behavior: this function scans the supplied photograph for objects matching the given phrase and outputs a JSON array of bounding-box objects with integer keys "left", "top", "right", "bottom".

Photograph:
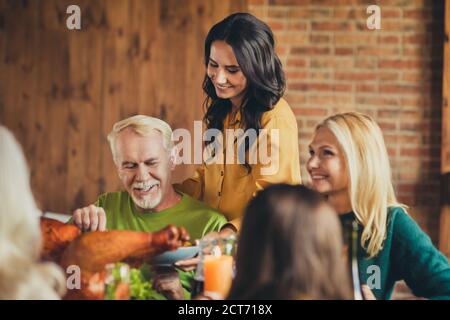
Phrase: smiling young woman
[
  {"left": 178, "top": 13, "right": 301, "bottom": 234},
  {"left": 307, "top": 112, "right": 450, "bottom": 300}
]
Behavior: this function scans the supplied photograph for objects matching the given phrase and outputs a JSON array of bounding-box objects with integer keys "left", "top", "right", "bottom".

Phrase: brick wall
[{"left": 248, "top": 0, "right": 444, "bottom": 243}]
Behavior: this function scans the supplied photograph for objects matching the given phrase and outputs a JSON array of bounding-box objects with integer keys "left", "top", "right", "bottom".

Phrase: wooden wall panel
[
  {"left": 440, "top": 0, "right": 450, "bottom": 257},
  {"left": 443, "top": 0, "right": 450, "bottom": 174},
  {"left": 0, "top": 0, "right": 247, "bottom": 214}
]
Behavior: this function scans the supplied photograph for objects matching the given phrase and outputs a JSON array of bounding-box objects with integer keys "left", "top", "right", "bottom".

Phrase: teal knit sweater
[{"left": 340, "top": 206, "right": 450, "bottom": 300}]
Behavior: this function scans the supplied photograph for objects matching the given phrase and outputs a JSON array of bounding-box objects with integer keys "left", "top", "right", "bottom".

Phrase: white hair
[
  {"left": 0, "top": 126, "right": 65, "bottom": 299},
  {"left": 107, "top": 115, "right": 174, "bottom": 164}
]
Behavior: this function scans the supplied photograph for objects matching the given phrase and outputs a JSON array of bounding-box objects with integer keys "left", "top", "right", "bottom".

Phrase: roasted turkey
[
  {"left": 39, "top": 217, "right": 189, "bottom": 299},
  {"left": 40, "top": 217, "right": 81, "bottom": 263}
]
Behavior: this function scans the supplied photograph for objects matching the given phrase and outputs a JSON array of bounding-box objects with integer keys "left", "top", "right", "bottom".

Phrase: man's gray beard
[{"left": 132, "top": 193, "right": 162, "bottom": 210}]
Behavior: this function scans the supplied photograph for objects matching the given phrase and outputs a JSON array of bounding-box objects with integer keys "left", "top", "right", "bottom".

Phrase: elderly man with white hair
[{"left": 71, "top": 115, "right": 227, "bottom": 299}]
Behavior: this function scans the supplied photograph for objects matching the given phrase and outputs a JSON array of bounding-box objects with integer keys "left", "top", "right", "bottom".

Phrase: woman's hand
[
  {"left": 152, "top": 266, "right": 185, "bottom": 300},
  {"left": 174, "top": 256, "right": 200, "bottom": 272},
  {"left": 174, "top": 227, "right": 236, "bottom": 272},
  {"left": 361, "top": 285, "right": 376, "bottom": 300},
  {"left": 218, "top": 225, "right": 237, "bottom": 238}
]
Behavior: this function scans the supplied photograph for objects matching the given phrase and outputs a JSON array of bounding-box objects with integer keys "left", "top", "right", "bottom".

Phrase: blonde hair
[
  {"left": 316, "top": 112, "right": 406, "bottom": 258},
  {"left": 107, "top": 115, "right": 174, "bottom": 164},
  {"left": 0, "top": 126, "right": 65, "bottom": 299}
]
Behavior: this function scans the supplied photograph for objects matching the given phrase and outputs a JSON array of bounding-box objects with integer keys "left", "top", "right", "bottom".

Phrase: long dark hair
[
  {"left": 203, "top": 13, "right": 286, "bottom": 173},
  {"left": 228, "top": 184, "right": 352, "bottom": 300}
]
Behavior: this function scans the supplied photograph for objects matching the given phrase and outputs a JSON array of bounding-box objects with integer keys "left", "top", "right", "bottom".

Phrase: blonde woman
[
  {"left": 0, "top": 126, "right": 65, "bottom": 299},
  {"left": 307, "top": 112, "right": 450, "bottom": 300}
]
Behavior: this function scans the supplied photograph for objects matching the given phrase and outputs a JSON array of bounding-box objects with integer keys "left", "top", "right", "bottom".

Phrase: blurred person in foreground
[
  {"left": 228, "top": 184, "right": 351, "bottom": 300},
  {"left": 0, "top": 125, "right": 65, "bottom": 300}
]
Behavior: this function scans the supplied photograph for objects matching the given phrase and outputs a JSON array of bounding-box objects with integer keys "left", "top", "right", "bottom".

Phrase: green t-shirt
[
  {"left": 96, "top": 191, "right": 226, "bottom": 240},
  {"left": 95, "top": 191, "right": 227, "bottom": 300}
]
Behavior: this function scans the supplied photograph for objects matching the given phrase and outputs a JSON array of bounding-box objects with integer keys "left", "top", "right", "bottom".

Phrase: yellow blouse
[{"left": 178, "top": 98, "right": 301, "bottom": 231}]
